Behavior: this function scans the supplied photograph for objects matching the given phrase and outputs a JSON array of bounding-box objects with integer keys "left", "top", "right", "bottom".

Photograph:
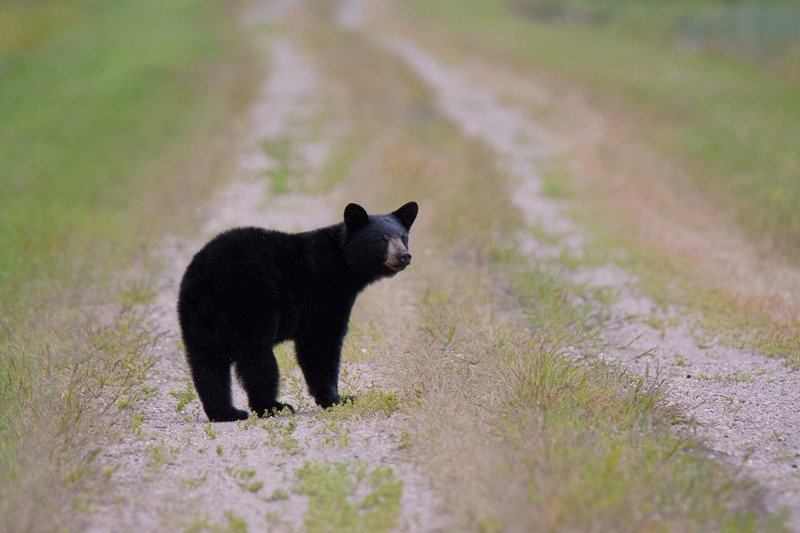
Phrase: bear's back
[{"left": 178, "top": 228, "right": 307, "bottom": 341}]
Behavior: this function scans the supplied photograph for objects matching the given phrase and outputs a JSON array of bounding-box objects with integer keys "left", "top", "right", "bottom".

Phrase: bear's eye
[{"left": 381, "top": 234, "right": 390, "bottom": 242}]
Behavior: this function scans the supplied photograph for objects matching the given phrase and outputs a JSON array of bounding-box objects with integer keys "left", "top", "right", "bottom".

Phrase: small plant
[
  {"left": 265, "top": 488, "right": 290, "bottom": 502},
  {"left": 238, "top": 413, "right": 262, "bottom": 430},
  {"left": 712, "top": 370, "right": 756, "bottom": 383},
  {"left": 319, "top": 387, "right": 400, "bottom": 422},
  {"left": 261, "top": 417, "right": 303, "bottom": 455},
  {"left": 227, "top": 467, "right": 264, "bottom": 494},
  {"left": 170, "top": 381, "right": 197, "bottom": 413},
  {"left": 204, "top": 423, "right": 219, "bottom": 440},
  {"left": 183, "top": 471, "right": 208, "bottom": 489},
  {"left": 101, "top": 463, "right": 121, "bottom": 479},
  {"left": 294, "top": 460, "right": 403, "bottom": 533},
  {"left": 148, "top": 444, "right": 169, "bottom": 467},
  {"left": 223, "top": 510, "right": 248, "bottom": 533},
  {"left": 131, "top": 413, "right": 145, "bottom": 434},
  {"left": 320, "top": 419, "right": 351, "bottom": 448}
]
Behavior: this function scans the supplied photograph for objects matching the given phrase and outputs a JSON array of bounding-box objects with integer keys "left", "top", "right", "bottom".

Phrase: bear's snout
[
  {"left": 398, "top": 251, "right": 412, "bottom": 267},
  {"left": 384, "top": 236, "right": 413, "bottom": 272}
]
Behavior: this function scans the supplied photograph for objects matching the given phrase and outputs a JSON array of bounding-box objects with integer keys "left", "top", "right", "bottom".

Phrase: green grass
[
  {"left": 261, "top": 137, "right": 296, "bottom": 194},
  {"left": 493, "top": 337, "right": 782, "bottom": 530},
  {"left": 399, "top": 0, "right": 800, "bottom": 260},
  {"left": 295, "top": 461, "right": 403, "bottom": 533},
  {"left": 0, "top": 1, "right": 256, "bottom": 530},
  {"left": 0, "top": 0, "right": 247, "bottom": 306}
]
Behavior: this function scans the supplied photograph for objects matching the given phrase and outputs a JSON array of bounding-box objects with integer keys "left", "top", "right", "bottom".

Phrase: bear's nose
[{"left": 399, "top": 251, "right": 412, "bottom": 266}]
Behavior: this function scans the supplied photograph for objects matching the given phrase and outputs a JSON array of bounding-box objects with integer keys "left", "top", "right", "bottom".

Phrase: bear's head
[{"left": 342, "top": 201, "right": 418, "bottom": 281}]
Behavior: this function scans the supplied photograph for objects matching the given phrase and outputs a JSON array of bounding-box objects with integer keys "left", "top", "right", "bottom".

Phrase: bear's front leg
[
  {"left": 294, "top": 333, "right": 348, "bottom": 408},
  {"left": 234, "top": 347, "right": 295, "bottom": 417}
]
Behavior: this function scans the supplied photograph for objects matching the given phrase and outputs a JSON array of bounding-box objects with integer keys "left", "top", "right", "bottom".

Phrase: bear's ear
[
  {"left": 392, "top": 201, "right": 418, "bottom": 230},
  {"left": 344, "top": 203, "right": 369, "bottom": 231}
]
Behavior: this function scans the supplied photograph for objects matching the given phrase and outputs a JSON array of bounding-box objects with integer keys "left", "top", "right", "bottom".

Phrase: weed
[
  {"left": 238, "top": 413, "right": 262, "bottom": 431},
  {"left": 204, "top": 423, "right": 219, "bottom": 440},
  {"left": 261, "top": 417, "right": 303, "bottom": 456},
  {"left": 224, "top": 509, "right": 247, "bottom": 533},
  {"left": 131, "top": 414, "right": 145, "bottom": 435},
  {"left": 183, "top": 471, "right": 208, "bottom": 489},
  {"left": 294, "top": 461, "right": 403, "bottom": 533},
  {"left": 147, "top": 444, "right": 169, "bottom": 467},
  {"left": 319, "top": 419, "right": 352, "bottom": 448},
  {"left": 101, "top": 463, "right": 121, "bottom": 479},
  {"left": 712, "top": 370, "right": 756, "bottom": 384},
  {"left": 264, "top": 509, "right": 290, "bottom": 530},
  {"left": 265, "top": 488, "right": 290, "bottom": 502},
  {"left": 227, "top": 467, "right": 264, "bottom": 494},
  {"left": 320, "top": 386, "right": 400, "bottom": 422},
  {"left": 170, "top": 381, "right": 198, "bottom": 413}
]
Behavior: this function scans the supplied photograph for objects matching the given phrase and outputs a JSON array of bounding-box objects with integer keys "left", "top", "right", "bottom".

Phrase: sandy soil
[{"left": 88, "top": 0, "right": 799, "bottom": 530}]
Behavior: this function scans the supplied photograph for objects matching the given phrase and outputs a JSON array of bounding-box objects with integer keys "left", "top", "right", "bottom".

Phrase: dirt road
[
  {"left": 369, "top": 12, "right": 800, "bottom": 530},
  {"left": 88, "top": 0, "right": 800, "bottom": 530}
]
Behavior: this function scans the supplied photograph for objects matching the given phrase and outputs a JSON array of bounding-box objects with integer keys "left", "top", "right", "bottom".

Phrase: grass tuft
[{"left": 295, "top": 460, "right": 403, "bottom": 533}]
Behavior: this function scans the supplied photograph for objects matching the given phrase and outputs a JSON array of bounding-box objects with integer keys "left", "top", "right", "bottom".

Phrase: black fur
[{"left": 177, "top": 201, "right": 418, "bottom": 422}]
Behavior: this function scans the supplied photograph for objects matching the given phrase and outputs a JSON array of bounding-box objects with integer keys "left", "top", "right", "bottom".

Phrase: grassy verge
[
  {"left": 394, "top": 0, "right": 800, "bottom": 259},
  {"left": 300, "top": 3, "right": 784, "bottom": 529},
  {"left": 0, "top": 1, "right": 258, "bottom": 530}
]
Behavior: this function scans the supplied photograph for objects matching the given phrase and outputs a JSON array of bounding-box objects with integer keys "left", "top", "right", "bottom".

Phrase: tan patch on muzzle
[{"left": 384, "top": 237, "right": 412, "bottom": 272}]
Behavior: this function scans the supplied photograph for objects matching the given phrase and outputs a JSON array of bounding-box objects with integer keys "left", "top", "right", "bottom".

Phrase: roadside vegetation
[
  {"left": 301, "top": 2, "right": 785, "bottom": 529},
  {"left": 0, "top": 1, "right": 257, "bottom": 530}
]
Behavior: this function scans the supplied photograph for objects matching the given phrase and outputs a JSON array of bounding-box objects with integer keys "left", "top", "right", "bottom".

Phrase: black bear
[{"left": 177, "top": 201, "right": 418, "bottom": 422}]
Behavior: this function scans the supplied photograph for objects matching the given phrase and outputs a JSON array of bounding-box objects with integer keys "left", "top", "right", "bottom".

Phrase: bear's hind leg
[
  {"left": 235, "top": 349, "right": 295, "bottom": 417},
  {"left": 190, "top": 355, "right": 249, "bottom": 422}
]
